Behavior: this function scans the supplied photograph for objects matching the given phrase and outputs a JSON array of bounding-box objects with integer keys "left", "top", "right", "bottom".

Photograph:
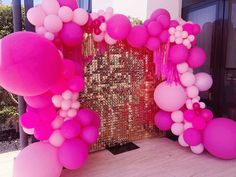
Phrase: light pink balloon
[
  {"left": 191, "top": 143, "right": 204, "bottom": 154},
  {"left": 171, "top": 123, "right": 184, "bottom": 135},
  {"left": 41, "top": 0, "right": 60, "bottom": 15},
  {"left": 44, "top": 15, "right": 63, "bottom": 33},
  {"left": 177, "top": 62, "right": 189, "bottom": 73},
  {"left": 73, "top": 8, "right": 89, "bottom": 26},
  {"left": 104, "top": 33, "right": 117, "bottom": 45},
  {"left": 178, "top": 134, "right": 189, "bottom": 147},
  {"left": 186, "top": 86, "right": 199, "bottom": 98},
  {"left": 44, "top": 32, "right": 55, "bottom": 41},
  {"left": 81, "top": 126, "right": 99, "bottom": 144},
  {"left": 14, "top": 142, "right": 62, "bottom": 177},
  {"left": 58, "top": 6, "right": 73, "bottom": 23},
  {"left": 154, "top": 81, "right": 187, "bottom": 112},
  {"left": 51, "top": 116, "right": 64, "bottom": 129},
  {"left": 93, "top": 32, "right": 105, "bottom": 42},
  {"left": 180, "top": 72, "right": 196, "bottom": 87},
  {"left": 171, "top": 111, "right": 184, "bottom": 123},
  {"left": 36, "top": 26, "right": 46, "bottom": 35},
  {"left": 195, "top": 72, "right": 213, "bottom": 91},
  {"left": 23, "top": 127, "right": 35, "bottom": 135},
  {"left": 49, "top": 130, "right": 65, "bottom": 147},
  {"left": 27, "top": 6, "right": 46, "bottom": 27}
]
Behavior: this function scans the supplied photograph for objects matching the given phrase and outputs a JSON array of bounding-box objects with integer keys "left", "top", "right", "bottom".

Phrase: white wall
[{"left": 92, "top": 0, "right": 182, "bottom": 21}]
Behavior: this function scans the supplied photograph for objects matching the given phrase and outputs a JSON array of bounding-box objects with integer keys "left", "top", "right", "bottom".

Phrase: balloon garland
[{"left": 0, "top": 0, "right": 236, "bottom": 177}]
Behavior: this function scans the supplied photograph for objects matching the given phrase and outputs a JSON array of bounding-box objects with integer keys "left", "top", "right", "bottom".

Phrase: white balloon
[
  {"left": 171, "top": 123, "right": 184, "bottom": 136},
  {"left": 191, "top": 143, "right": 204, "bottom": 154},
  {"left": 171, "top": 111, "right": 184, "bottom": 123},
  {"left": 178, "top": 134, "right": 189, "bottom": 147}
]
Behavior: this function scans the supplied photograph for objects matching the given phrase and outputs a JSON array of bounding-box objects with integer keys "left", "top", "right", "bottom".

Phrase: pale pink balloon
[
  {"left": 104, "top": 33, "right": 117, "bottom": 45},
  {"left": 73, "top": 8, "right": 89, "bottom": 26},
  {"left": 58, "top": 6, "right": 73, "bottom": 23},
  {"left": 44, "top": 32, "right": 55, "bottom": 41},
  {"left": 49, "top": 130, "right": 65, "bottom": 147},
  {"left": 90, "top": 12, "right": 99, "bottom": 20},
  {"left": 195, "top": 72, "right": 213, "bottom": 91},
  {"left": 186, "top": 86, "right": 199, "bottom": 98},
  {"left": 191, "top": 143, "right": 204, "bottom": 154},
  {"left": 61, "top": 99, "right": 72, "bottom": 110},
  {"left": 93, "top": 32, "right": 105, "bottom": 42},
  {"left": 51, "top": 116, "right": 64, "bottom": 129},
  {"left": 154, "top": 81, "right": 187, "bottom": 112},
  {"left": 59, "top": 109, "right": 68, "bottom": 118},
  {"left": 99, "top": 23, "right": 107, "bottom": 32},
  {"left": 178, "top": 134, "right": 189, "bottom": 147},
  {"left": 180, "top": 72, "right": 196, "bottom": 87},
  {"left": 14, "top": 142, "right": 62, "bottom": 177},
  {"left": 171, "top": 111, "right": 184, "bottom": 123},
  {"left": 71, "top": 101, "right": 81, "bottom": 109},
  {"left": 23, "top": 127, "right": 35, "bottom": 135},
  {"left": 44, "top": 15, "right": 63, "bottom": 33},
  {"left": 36, "top": 26, "right": 46, "bottom": 35},
  {"left": 41, "top": 0, "right": 60, "bottom": 15},
  {"left": 52, "top": 95, "right": 63, "bottom": 108},
  {"left": 67, "top": 108, "right": 77, "bottom": 118},
  {"left": 177, "top": 62, "right": 189, "bottom": 73},
  {"left": 62, "top": 90, "right": 73, "bottom": 100},
  {"left": 27, "top": 6, "right": 46, "bottom": 27},
  {"left": 171, "top": 123, "right": 184, "bottom": 136}
]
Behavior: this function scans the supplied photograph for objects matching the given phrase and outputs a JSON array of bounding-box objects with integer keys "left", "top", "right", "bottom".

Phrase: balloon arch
[{"left": 0, "top": 0, "right": 236, "bottom": 177}]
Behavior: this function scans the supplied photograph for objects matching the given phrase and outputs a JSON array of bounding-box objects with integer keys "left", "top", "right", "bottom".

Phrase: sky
[{"left": 2, "top": 0, "right": 41, "bottom": 5}]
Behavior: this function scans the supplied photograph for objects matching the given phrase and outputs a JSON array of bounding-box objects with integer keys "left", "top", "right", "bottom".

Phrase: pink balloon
[
  {"left": 41, "top": 0, "right": 60, "bottom": 15},
  {"left": 183, "top": 23, "right": 194, "bottom": 35},
  {"left": 50, "top": 78, "right": 69, "bottom": 94},
  {"left": 154, "top": 111, "right": 173, "bottom": 131},
  {"left": 14, "top": 142, "right": 62, "bottom": 177},
  {"left": 187, "top": 47, "right": 206, "bottom": 68},
  {"left": 147, "top": 21, "right": 163, "bottom": 36},
  {"left": 27, "top": 6, "right": 46, "bottom": 26},
  {"left": 62, "top": 59, "right": 77, "bottom": 78},
  {"left": 44, "top": 15, "right": 63, "bottom": 33},
  {"left": 24, "top": 92, "right": 53, "bottom": 108},
  {"left": 93, "top": 32, "right": 104, "bottom": 42},
  {"left": 36, "top": 26, "right": 46, "bottom": 35},
  {"left": 23, "top": 127, "right": 35, "bottom": 135},
  {"left": 159, "top": 30, "right": 170, "bottom": 43},
  {"left": 104, "top": 33, "right": 117, "bottom": 45},
  {"left": 150, "top": 8, "right": 170, "bottom": 20},
  {"left": 145, "top": 37, "right": 161, "bottom": 51},
  {"left": 169, "top": 44, "right": 189, "bottom": 64},
  {"left": 58, "top": 6, "right": 73, "bottom": 23},
  {"left": 106, "top": 14, "right": 131, "bottom": 40},
  {"left": 60, "top": 119, "right": 81, "bottom": 139},
  {"left": 186, "top": 86, "right": 199, "bottom": 98},
  {"left": 58, "top": 139, "right": 88, "bottom": 169},
  {"left": 68, "top": 75, "right": 85, "bottom": 92},
  {"left": 204, "top": 118, "right": 236, "bottom": 159},
  {"left": 183, "top": 128, "right": 202, "bottom": 146},
  {"left": 49, "top": 130, "right": 65, "bottom": 147},
  {"left": 35, "top": 106, "right": 57, "bottom": 124},
  {"left": 201, "top": 109, "right": 213, "bottom": 122},
  {"left": 192, "top": 24, "right": 201, "bottom": 35},
  {"left": 34, "top": 124, "right": 54, "bottom": 140},
  {"left": 195, "top": 72, "right": 213, "bottom": 91},
  {"left": 73, "top": 8, "right": 89, "bottom": 26},
  {"left": 81, "top": 126, "right": 99, "bottom": 144},
  {"left": 20, "top": 112, "right": 40, "bottom": 129},
  {"left": 0, "top": 32, "right": 62, "bottom": 96},
  {"left": 154, "top": 81, "right": 187, "bottom": 112},
  {"left": 143, "top": 19, "right": 152, "bottom": 27},
  {"left": 156, "top": 14, "right": 170, "bottom": 29},
  {"left": 170, "top": 20, "right": 179, "bottom": 28},
  {"left": 127, "top": 25, "right": 149, "bottom": 48},
  {"left": 58, "top": 0, "right": 79, "bottom": 10},
  {"left": 183, "top": 110, "right": 196, "bottom": 122},
  {"left": 76, "top": 108, "right": 100, "bottom": 128},
  {"left": 60, "top": 22, "right": 83, "bottom": 46},
  {"left": 192, "top": 116, "right": 207, "bottom": 130},
  {"left": 180, "top": 72, "right": 196, "bottom": 87},
  {"left": 171, "top": 123, "right": 184, "bottom": 135}
]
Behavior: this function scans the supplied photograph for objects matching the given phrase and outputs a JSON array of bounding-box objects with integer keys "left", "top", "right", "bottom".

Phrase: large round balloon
[
  {"left": 195, "top": 72, "right": 213, "bottom": 91},
  {"left": 13, "top": 142, "right": 62, "bottom": 177},
  {"left": 0, "top": 32, "right": 62, "bottom": 96},
  {"left": 106, "top": 14, "right": 131, "bottom": 40},
  {"left": 154, "top": 81, "right": 187, "bottom": 112},
  {"left": 127, "top": 25, "right": 149, "bottom": 48},
  {"left": 203, "top": 118, "right": 236, "bottom": 160}
]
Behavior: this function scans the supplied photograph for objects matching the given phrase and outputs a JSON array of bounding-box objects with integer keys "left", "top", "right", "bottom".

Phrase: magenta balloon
[
  {"left": 145, "top": 37, "right": 161, "bottom": 51},
  {"left": 154, "top": 81, "right": 187, "bottom": 112},
  {"left": 60, "top": 119, "right": 81, "bottom": 139},
  {"left": 81, "top": 126, "right": 99, "bottom": 144},
  {"left": 58, "top": 0, "right": 78, "bottom": 10},
  {"left": 24, "top": 92, "right": 53, "bottom": 108},
  {"left": 203, "top": 118, "right": 236, "bottom": 160},
  {"left": 20, "top": 112, "right": 41, "bottom": 129},
  {"left": 183, "top": 128, "right": 202, "bottom": 146},
  {"left": 34, "top": 124, "right": 54, "bottom": 140},
  {"left": 195, "top": 72, "right": 213, "bottom": 91},
  {"left": 62, "top": 59, "right": 77, "bottom": 78},
  {"left": 170, "top": 20, "right": 179, "bottom": 27},
  {"left": 143, "top": 19, "right": 152, "bottom": 27},
  {"left": 156, "top": 15, "right": 170, "bottom": 29},
  {"left": 187, "top": 47, "right": 206, "bottom": 68},
  {"left": 106, "top": 14, "right": 131, "bottom": 40},
  {"left": 183, "top": 23, "right": 194, "bottom": 35},
  {"left": 0, "top": 32, "right": 62, "bottom": 96},
  {"left": 201, "top": 109, "right": 213, "bottom": 122},
  {"left": 160, "top": 30, "right": 170, "bottom": 43},
  {"left": 36, "top": 106, "right": 57, "bottom": 124},
  {"left": 192, "top": 116, "right": 207, "bottom": 130},
  {"left": 169, "top": 44, "right": 189, "bottom": 64},
  {"left": 58, "top": 139, "right": 88, "bottom": 169},
  {"left": 60, "top": 22, "right": 83, "bottom": 46},
  {"left": 192, "top": 24, "right": 201, "bottom": 35},
  {"left": 147, "top": 21, "right": 163, "bottom": 36},
  {"left": 183, "top": 110, "right": 196, "bottom": 122},
  {"left": 127, "top": 25, "right": 149, "bottom": 48},
  {"left": 68, "top": 75, "right": 85, "bottom": 92},
  {"left": 50, "top": 78, "right": 69, "bottom": 94},
  {"left": 76, "top": 108, "right": 100, "bottom": 128},
  {"left": 150, "top": 8, "right": 170, "bottom": 20},
  {"left": 14, "top": 142, "right": 62, "bottom": 177},
  {"left": 154, "top": 111, "right": 173, "bottom": 131}
]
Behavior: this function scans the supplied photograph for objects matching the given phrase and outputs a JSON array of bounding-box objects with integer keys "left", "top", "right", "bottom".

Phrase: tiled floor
[{"left": 1, "top": 138, "right": 236, "bottom": 177}]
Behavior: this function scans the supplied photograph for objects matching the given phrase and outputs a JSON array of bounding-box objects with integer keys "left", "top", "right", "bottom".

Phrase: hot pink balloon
[
  {"left": 60, "top": 22, "right": 84, "bottom": 46},
  {"left": 76, "top": 108, "right": 101, "bottom": 128},
  {"left": 187, "top": 47, "right": 206, "bottom": 68},
  {"left": 183, "top": 128, "right": 202, "bottom": 146},
  {"left": 192, "top": 117, "right": 207, "bottom": 130},
  {"left": 58, "top": 139, "right": 88, "bottom": 169},
  {"left": 154, "top": 111, "right": 173, "bottom": 131},
  {"left": 81, "top": 126, "right": 99, "bottom": 144},
  {"left": 145, "top": 37, "right": 161, "bottom": 51},
  {"left": 170, "top": 20, "right": 179, "bottom": 27},
  {"left": 14, "top": 142, "right": 62, "bottom": 177},
  {"left": 50, "top": 78, "right": 69, "bottom": 94},
  {"left": 68, "top": 75, "right": 85, "bottom": 92},
  {"left": 143, "top": 19, "right": 152, "bottom": 27},
  {"left": 24, "top": 92, "right": 53, "bottom": 108},
  {"left": 106, "top": 14, "right": 131, "bottom": 40},
  {"left": 0, "top": 32, "right": 62, "bottom": 96},
  {"left": 183, "top": 23, "right": 194, "bottom": 35},
  {"left": 147, "top": 21, "right": 163, "bottom": 36},
  {"left": 156, "top": 14, "right": 170, "bottom": 29},
  {"left": 62, "top": 59, "right": 77, "bottom": 78},
  {"left": 183, "top": 110, "right": 196, "bottom": 122},
  {"left": 60, "top": 119, "right": 81, "bottom": 139},
  {"left": 127, "top": 25, "right": 149, "bottom": 48},
  {"left": 150, "top": 8, "right": 170, "bottom": 20},
  {"left": 195, "top": 72, "right": 213, "bottom": 91},
  {"left": 34, "top": 124, "right": 54, "bottom": 140},
  {"left": 27, "top": 6, "right": 46, "bottom": 27},
  {"left": 192, "top": 24, "right": 201, "bottom": 35},
  {"left": 159, "top": 30, "right": 170, "bottom": 43},
  {"left": 169, "top": 44, "right": 189, "bottom": 64},
  {"left": 20, "top": 112, "right": 40, "bottom": 129},
  {"left": 201, "top": 109, "right": 213, "bottom": 122},
  {"left": 203, "top": 118, "right": 236, "bottom": 160},
  {"left": 58, "top": 0, "right": 79, "bottom": 10}
]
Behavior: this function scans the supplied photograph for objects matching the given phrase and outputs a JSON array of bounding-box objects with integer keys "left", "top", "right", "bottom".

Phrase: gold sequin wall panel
[{"left": 80, "top": 42, "right": 164, "bottom": 152}]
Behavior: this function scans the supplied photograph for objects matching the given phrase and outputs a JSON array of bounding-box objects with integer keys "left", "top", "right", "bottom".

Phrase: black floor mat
[{"left": 106, "top": 142, "right": 140, "bottom": 155}]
